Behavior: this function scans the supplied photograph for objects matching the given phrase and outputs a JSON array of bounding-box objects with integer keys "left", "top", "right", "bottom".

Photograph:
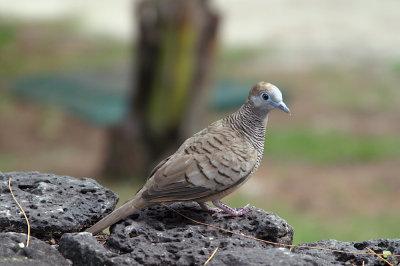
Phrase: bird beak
[{"left": 276, "top": 101, "right": 291, "bottom": 114}]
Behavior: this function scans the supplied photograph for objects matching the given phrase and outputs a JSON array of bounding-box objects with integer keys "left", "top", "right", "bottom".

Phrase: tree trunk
[{"left": 102, "top": 0, "right": 219, "bottom": 180}]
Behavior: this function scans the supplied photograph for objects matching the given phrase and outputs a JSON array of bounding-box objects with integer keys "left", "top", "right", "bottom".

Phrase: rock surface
[
  {"left": 292, "top": 238, "right": 400, "bottom": 266},
  {"left": 59, "top": 201, "right": 400, "bottom": 265},
  {"left": 58, "top": 232, "right": 137, "bottom": 266},
  {"left": 59, "top": 202, "right": 294, "bottom": 265},
  {"left": 209, "top": 247, "right": 330, "bottom": 266},
  {"left": 0, "top": 232, "right": 71, "bottom": 266},
  {"left": 1, "top": 171, "right": 399, "bottom": 265},
  {"left": 59, "top": 233, "right": 330, "bottom": 266},
  {"left": 0, "top": 171, "right": 118, "bottom": 240}
]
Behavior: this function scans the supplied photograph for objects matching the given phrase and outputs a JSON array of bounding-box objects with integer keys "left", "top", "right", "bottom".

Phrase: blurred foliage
[
  {"left": 267, "top": 128, "right": 400, "bottom": 164},
  {"left": 313, "top": 65, "right": 399, "bottom": 112},
  {"left": 0, "top": 18, "right": 130, "bottom": 125},
  {"left": 218, "top": 46, "right": 263, "bottom": 64},
  {"left": 273, "top": 204, "right": 400, "bottom": 244},
  {"left": 0, "top": 154, "right": 16, "bottom": 172},
  {"left": 0, "top": 90, "right": 16, "bottom": 114},
  {"left": 0, "top": 20, "right": 17, "bottom": 48},
  {"left": 0, "top": 18, "right": 129, "bottom": 78},
  {"left": 390, "top": 60, "right": 400, "bottom": 74},
  {"left": 13, "top": 74, "right": 129, "bottom": 126}
]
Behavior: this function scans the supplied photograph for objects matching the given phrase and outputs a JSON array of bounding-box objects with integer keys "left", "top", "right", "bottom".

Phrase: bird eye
[{"left": 261, "top": 93, "right": 269, "bottom": 101}]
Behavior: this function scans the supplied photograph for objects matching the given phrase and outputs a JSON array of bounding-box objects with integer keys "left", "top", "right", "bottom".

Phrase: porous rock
[
  {"left": 0, "top": 232, "right": 71, "bottom": 266},
  {"left": 0, "top": 171, "right": 118, "bottom": 240},
  {"left": 292, "top": 238, "right": 400, "bottom": 265},
  {"left": 209, "top": 247, "right": 332, "bottom": 266},
  {"left": 58, "top": 232, "right": 136, "bottom": 266},
  {"left": 60, "top": 202, "right": 294, "bottom": 265}
]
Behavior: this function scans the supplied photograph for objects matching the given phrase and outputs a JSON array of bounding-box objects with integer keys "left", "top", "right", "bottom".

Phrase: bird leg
[
  {"left": 198, "top": 202, "right": 223, "bottom": 214},
  {"left": 212, "top": 201, "right": 251, "bottom": 216}
]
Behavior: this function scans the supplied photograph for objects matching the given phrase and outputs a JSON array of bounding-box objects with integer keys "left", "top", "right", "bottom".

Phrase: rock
[
  {"left": 292, "top": 238, "right": 400, "bottom": 265},
  {"left": 209, "top": 247, "right": 332, "bottom": 266},
  {"left": 4, "top": 171, "right": 397, "bottom": 265},
  {"left": 60, "top": 202, "right": 294, "bottom": 265},
  {"left": 0, "top": 171, "right": 118, "bottom": 241},
  {"left": 58, "top": 232, "right": 136, "bottom": 266},
  {"left": 0, "top": 232, "right": 71, "bottom": 266}
]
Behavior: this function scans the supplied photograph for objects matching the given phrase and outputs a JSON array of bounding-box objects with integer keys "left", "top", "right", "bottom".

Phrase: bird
[{"left": 86, "top": 81, "right": 290, "bottom": 235}]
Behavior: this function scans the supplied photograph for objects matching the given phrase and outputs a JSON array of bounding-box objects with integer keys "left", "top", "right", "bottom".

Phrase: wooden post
[{"left": 102, "top": 0, "right": 219, "bottom": 180}]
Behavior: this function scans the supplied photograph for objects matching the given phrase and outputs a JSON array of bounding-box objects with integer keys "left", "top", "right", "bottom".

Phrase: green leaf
[{"left": 382, "top": 250, "right": 392, "bottom": 259}]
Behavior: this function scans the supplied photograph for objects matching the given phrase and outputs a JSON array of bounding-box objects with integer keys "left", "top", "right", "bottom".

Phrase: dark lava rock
[
  {"left": 209, "top": 247, "right": 332, "bottom": 266},
  {"left": 59, "top": 233, "right": 332, "bottom": 266},
  {"left": 292, "top": 238, "right": 400, "bottom": 265},
  {"left": 60, "top": 202, "right": 294, "bottom": 265},
  {"left": 0, "top": 232, "right": 71, "bottom": 266},
  {"left": 6, "top": 171, "right": 396, "bottom": 265},
  {"left": 0, "top": 171, "right": 118, "bottom": 240},
  {"left": 58, "top": 232, "right": 136, "bottom": 266}
]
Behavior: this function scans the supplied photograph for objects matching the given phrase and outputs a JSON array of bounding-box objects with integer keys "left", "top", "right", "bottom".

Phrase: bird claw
[
  {"left": 236, "top": 204, "right": 250, "bottom": 211},
  {"left": 231, "top": 204, "right": 251, "bottom": 216},
  {"left": 212, "top": 201, "right": 252, "bottom": 217},
  {"left": 199, "top": 201, "right": 252, "bottom": 216}
]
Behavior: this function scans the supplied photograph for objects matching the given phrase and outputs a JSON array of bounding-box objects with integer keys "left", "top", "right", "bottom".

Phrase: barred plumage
[{"left": 86, "top": 81, "right": 290, "bottom": 235}]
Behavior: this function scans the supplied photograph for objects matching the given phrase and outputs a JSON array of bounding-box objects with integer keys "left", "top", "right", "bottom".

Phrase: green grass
[
  {"left": 266, "top": 128, "right": 400, "bottom": 164},
  {"left": 390, "top": 59, "right": 400, "bottom": 73},
  {"left": 272, "top": 204, "right": 400, "bottom": 244},
  {"left": 0, "top": 90, "right": 16, "bottom": 114},
  {"left": 0, "top": 154, "right": 16, "bottom": 172}
]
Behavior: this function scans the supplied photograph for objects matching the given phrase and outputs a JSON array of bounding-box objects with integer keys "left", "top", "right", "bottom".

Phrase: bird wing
[
  {"left": 147, "top": 155, "right": 172, "bottom": 180},
  {"left": 141, "top": 129, "right": 258, "bottom": 202}
]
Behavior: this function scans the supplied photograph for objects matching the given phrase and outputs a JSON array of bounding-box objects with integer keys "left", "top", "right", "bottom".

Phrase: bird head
[{"left": 247, "top": 81, "right": 290, "bottom": 117}]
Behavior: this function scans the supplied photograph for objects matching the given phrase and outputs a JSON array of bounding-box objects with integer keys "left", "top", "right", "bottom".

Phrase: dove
[{"left": 86, "top": 81, "right": 290, "bottom": 235}]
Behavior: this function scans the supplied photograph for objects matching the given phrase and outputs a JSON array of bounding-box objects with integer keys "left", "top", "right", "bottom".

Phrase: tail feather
[{"left": 86, "top": 195, "right": 148, "bottom": 235}]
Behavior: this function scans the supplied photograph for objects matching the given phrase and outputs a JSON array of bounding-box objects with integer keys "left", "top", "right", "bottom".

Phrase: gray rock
[
  {"left": 7, "top": 171, "right": 395, "bottom": 265},
  {"left": 209, "top": 247, "right": 332, "bottom": 266},
  {"left": 0, "top": 171, "right": 118, "bottom": 240},
  {"left": 292, "top": 238, "right": 400, "bottom": 265},
  {"left": 59, "top": 202, "right": 294, "bottom": 265},
  {"left": 0, "top": 232, "right": 71, "bottom": 266},
  {"left": 58, "top": 232, "right": 136, "bottom": 266}
]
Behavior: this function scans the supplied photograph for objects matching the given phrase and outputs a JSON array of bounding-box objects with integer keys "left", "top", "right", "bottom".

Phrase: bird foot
[
  {"left": 212, "top": 201, "right": 252, "bottom": 217},
  {"left": 198, "top": 202, "right": 224, "bottom": 214}
]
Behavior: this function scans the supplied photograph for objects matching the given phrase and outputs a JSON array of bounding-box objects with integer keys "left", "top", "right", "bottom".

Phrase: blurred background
[{"left": 0, "top": 0, "right": 399, "bottom": 244}]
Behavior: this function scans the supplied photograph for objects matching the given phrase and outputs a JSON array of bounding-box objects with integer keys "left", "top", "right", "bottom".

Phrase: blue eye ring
[{"left": 261, "top": 93, "right": 269, "bottom": 101}]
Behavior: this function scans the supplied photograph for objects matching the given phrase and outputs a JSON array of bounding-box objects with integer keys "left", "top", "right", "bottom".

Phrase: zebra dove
[{"left": 86, "top": 81, "right": 290, "bottom": 235}]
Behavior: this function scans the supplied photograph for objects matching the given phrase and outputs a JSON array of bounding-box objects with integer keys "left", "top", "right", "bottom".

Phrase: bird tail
[{"left": 85, "top": 194, "right": 149, "bottom": 235}]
